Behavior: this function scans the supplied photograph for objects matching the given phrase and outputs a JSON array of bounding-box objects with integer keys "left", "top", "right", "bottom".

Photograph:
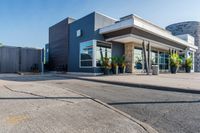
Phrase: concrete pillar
[
  {"left": 157, "top": 50, "right": 159, "bottom": 64},
  {"left": 147, "top": 42, "right": 151, "bottom": 74},
  {"left": 124, "top": 42, "right": 134, "bottom": 73}
]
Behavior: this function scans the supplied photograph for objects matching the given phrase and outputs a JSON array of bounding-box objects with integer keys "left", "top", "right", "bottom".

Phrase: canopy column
[{"left": 124, "top": 42, "right": 135, "bottom": 73}]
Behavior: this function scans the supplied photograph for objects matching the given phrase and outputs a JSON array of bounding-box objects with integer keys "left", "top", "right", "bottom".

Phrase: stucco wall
[{"left": 166, "top": 21, "right": 200, "bottom": 72}]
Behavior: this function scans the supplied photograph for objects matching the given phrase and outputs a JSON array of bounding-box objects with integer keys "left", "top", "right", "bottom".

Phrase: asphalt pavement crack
[{"left": 3, "top": 85, "right": 74, "bottom": 104}]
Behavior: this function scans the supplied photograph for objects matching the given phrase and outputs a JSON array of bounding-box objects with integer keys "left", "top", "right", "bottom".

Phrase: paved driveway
[
  {"left": 1, "top": 74, "right": 200, "bottom": 133},
  {"left": 0, "top": 76, "right": 153, "bottom": 133},
  {"left": 42, "top": 76, "right": 200, "bottom": 133}
]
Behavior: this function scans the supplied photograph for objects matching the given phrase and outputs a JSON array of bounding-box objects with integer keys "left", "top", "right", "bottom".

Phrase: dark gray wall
[
  {"left": 68, "top": 12, "right": 117, "bottom": 73},
  {"left": 68, "top": 13, "right": 95, "bottom": 73},
  {"left": 0, "top": 46, "right": 41, "bottom": 73},
  {"left": 112, "top": 42, "right": 124, "bottom": 57},
  {"left": 49, "top": 18, "right": 75, "bottom": 71},
  {"left": 20, "top": 48, "right": 41, "bottom": 72},
  {"left": 0, "top": 47, "right": 19, "bottom": 73},
  {"left": 166, "top": 22, "right": 200, "bottom": 72}
]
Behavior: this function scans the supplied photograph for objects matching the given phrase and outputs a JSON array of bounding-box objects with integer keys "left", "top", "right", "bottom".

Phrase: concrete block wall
[{"left": 166, "top": 21, "right": 200, "bottom": 72}]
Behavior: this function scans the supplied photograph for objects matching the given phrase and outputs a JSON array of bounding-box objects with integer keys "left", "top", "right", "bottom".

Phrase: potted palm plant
[
  {"left": 111, "top": 57, "right": 119, "bottom": 74},
  {"left": 101, "top": 57, "right": 111, "bottom": 75},
  {"left": 118, "top": 56, "right": 126, "bottom": 74},
  {"left": 185, "top": 56, "right": 193, "bottom": 73},
  {"left": 170, "top": 53, "right": 181, "bottom": 74}
]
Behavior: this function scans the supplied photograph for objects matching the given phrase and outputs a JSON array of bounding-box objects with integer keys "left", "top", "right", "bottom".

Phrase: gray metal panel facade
[
  {"left": 166, "top": 22, "right": 200, "bottom": 72},
  {"left": 49, "top": 12, "right": 124, "bottom": 73},
  {"left": 49, "top": 18, "right": 75, "bottom": 71},
  {"left": 0, "top": 46, "right": 41, "bottom": 73},
  {"left": 68, "top": 12, "right": 119, "bottom": 73},
  {"left": 0, "top": 47, "right": 19, "bottom": 73},
  {"left": 20, "top": 48, "right": 41, "bottom": 72},
  {"left": 112, "top": 42, "right": 124, "bottom": 57},
  {"left": 68, "top": 13, "right": 96, "bottom": 73}
]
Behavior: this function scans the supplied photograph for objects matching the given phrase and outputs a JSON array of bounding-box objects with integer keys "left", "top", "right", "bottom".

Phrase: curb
[
  {"left": 65, "top": 87, "right": 158, "bottom": 133},
  {"left": 55, "top": 74, "right": 200, "bottom": 94},
  {"left": 79, "top": 78, "right": 200, "bottom": 94}
]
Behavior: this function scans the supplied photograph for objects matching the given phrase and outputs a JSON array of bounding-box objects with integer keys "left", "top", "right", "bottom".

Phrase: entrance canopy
[{"left": 99, "top": 14, "right": 198, "bottom": 51}]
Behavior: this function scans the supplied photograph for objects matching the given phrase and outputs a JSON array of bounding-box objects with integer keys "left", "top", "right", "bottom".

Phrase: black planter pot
[
  {"left": 104, "top": 68, "right": 110, "bottom": 75},
  {"left": 185, "top": 67, "right": 191, "bottom": 73},
  {"left": 119, "top": 67, "right": 122, "bottom": 73},
  {"left": 170, "top": 66, "right": 177, "bottom": 74},
  {"left": 112, "top": 66, "right": 119, "bottom": 74},
  {"left": 119, "top": 66, "right": 126, "bottom": 74}
]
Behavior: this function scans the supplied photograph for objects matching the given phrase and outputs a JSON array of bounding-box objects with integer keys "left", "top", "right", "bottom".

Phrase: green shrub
[
  {"left": 185, "top": 56, "right": 193, "bottom": 69},
  {"left": 170, "top": 53, "right": 181, "bottom": 68}
]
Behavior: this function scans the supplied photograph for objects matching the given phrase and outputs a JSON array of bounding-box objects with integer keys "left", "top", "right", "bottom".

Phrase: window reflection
[
  {"left": 80, "top": 41, "right": 93, "bottom": 67},
  {"left": 134, "top": 48, "right": 169, "bottom": 71},
  {"left": 134, "top": 48, "right": 143, "bottom": 70},
  {"left": 151, "top": 51, "right": 158, "bottom": 65},
  {"left": 159, "top": 52, "right": 169, "bottom": 70},
  {"left": 96, "top": 42, "right": 111, "bottom": 67}
]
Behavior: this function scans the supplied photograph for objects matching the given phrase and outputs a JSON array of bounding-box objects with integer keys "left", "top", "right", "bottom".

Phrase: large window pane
[
  {"left": 159, "top": 52, "right": 169, "bottom": 70},
  {"left": 151, "top": 51, "right": 158, "bottom": 65},
  {"left": 96, "top": 42, "right": 111, "bottom": 67},
  {"left": 80, "top": 40, "right": 94, "bottom": 67},
  {"left": 134, "top": 48, "right": 143, "bottom": 70}
]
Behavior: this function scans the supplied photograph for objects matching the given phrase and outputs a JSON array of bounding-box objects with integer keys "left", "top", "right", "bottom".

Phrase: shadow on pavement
[
  {"left": 107, "top": 100, "right": 200, "bottom": 105},
  {"left": 0, "top": 97, "right": 90, "bottom": 100},
  {"left": 0, "top": 74, "right": 75, "bottom": 82}
]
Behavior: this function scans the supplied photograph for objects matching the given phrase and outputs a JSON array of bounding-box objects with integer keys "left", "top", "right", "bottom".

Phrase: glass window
[
  {"left": 151, "top": 51, "right": 158, "bottom": 65},
  {"left": 134, "top": 48, "right": 143, "bottom": 70},
  {"left": 80, "top": 40, "right": 94, "bottom": 67},
  {"left": 159, "top": 52, "right": 169, "bottom": 70},
  {"left": 96, "top": 42, "right": 111, "bottom": 67}
]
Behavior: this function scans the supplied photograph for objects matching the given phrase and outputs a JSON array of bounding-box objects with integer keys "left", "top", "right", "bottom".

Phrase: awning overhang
[
  {"left": 99, "top": 15, "right": 198, "bottom": 51},
  {"left": 106, "top": 34, "right": 183, "bottom": 51}
]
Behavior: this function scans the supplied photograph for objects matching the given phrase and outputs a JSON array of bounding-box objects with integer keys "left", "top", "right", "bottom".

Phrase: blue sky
[{"left": 0, "top": 0, "right": 200, "bottom": 48}]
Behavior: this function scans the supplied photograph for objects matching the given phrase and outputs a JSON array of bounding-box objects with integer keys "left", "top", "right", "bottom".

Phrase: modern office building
[
  {"left": 166, "top": 22, "right": 200, "bottom": 72},
  {"left": 49, "top": 12, "right": 198, "bottom": 75}
]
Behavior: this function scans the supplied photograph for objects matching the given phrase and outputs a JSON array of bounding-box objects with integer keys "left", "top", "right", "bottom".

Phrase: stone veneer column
[{"left": 125, "top": 42, "right": 135, "bottom": 73}]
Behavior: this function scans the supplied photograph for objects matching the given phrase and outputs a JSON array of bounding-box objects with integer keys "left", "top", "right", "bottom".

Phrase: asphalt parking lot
[
  {"left": 0, "top": 75, "right": 154, "bottom": 133},
  {"left": 1, "top": 74, "right": 200, "bottom": 133},
  {"left": 43, "top": 75, "right": 200, "bottom": 133}
]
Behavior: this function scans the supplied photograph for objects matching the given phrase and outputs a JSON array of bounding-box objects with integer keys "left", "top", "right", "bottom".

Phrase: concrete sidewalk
[
  {"left": 60, "top": 73, "right": 200, "bottom": 94},
  {"left": 0, "top": 80, "right": 157, "bottom": 133}
]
